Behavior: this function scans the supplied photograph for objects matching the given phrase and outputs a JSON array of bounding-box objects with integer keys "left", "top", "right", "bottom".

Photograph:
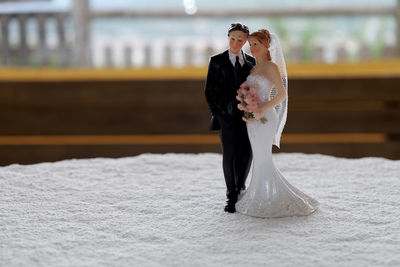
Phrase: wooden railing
[
  {"left": 0, "top": 0, "right": 399, "bottom": 68},
  {"left": 0, "top": 11, "right": 71, "bottom": 67}
]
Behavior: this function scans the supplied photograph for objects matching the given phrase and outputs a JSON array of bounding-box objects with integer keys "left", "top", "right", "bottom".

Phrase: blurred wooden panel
[
  {"left": 0, "top": 108, "right": 399, "bottom": 134},
  {"left": 273, "top": 143, "right": 400, "bottom": 159},
  {"left": 0, "top": 142, "right": 399, "bottom": 166},
  {"left": 1, "top": 77, "right": 400, "bottom": 104},
  {"left": 289, "top": 78, "right": 400, "bottom": 101},
  {"left": 0, "top": 144, "right": 220, "bottom": 166},
  {"left": 285, "top": 110, "right": 400, "bottom": 133},
  {"left": 0, "top": 74, "right": 399, "bottom": 164},
  {"left": 1, "top": 61, "right": 400, "bottom": 81},
  {"left": 0, "top": 133, "right": 386, "bottom": 145},
  {"left": 0, "top": 80, "right": 202, "bottom": 107},
  {"left": 0, "top": 79, "right": 399, "bottom": 135},
  {"left": 289, "top": 100, "right": 386, "bottom": 111}
]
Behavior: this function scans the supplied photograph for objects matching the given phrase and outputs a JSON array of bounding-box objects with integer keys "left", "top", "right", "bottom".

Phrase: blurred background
[
  {"left": 0, "top": 0, "right": 398, "bottom": 67},
  {"left": 0, "top": 0, "right": 399, "bottom": 165}
]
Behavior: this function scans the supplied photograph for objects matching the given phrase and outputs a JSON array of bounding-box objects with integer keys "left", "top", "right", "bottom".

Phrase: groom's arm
[
  {"left": 245, "top": 53, "right": 256, "bottom": 66},
  {"left": 204, "top": 57, "right": 225, "bottom": 116}
]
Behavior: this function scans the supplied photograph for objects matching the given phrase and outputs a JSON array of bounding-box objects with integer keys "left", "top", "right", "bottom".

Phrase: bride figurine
[{"left": 235, "top": 29, "right": 320, "bottom": 218}]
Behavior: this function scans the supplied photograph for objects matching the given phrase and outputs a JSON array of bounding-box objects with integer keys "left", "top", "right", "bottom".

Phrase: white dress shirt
[{"left": 228, "top": 50, "right": 245, "bottom": 67}]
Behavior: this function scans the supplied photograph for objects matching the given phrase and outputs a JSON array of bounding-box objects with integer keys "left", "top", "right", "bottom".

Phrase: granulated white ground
[{"left": 1, "top": 153, "right": 399, "bottom": 266}]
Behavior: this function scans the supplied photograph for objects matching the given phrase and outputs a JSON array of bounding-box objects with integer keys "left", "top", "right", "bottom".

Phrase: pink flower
[
  {"left": 236, "top": 81, "right": 267, "bottom": 124},
  {"left": 243, "top": 96, "right": 252, "bottom": 104},
  {"left": 248, "top": 102, "right": 257, "bottom": 110}
]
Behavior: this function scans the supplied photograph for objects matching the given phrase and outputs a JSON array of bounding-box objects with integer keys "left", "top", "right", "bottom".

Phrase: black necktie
[
  {"left": 235, "top": 56, "right": 241, "bottom": 69},
  {"left": 234, "top": 56, "right": 241, "bottom": 85}
]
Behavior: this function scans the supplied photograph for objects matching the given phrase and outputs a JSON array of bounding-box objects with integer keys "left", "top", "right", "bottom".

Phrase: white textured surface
[{"left": 1, "top": 153, "right": 399, "bottom": 266}]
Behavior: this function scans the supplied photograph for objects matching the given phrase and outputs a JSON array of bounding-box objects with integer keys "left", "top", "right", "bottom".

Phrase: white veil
[{"left": 268, "top": 33, "right": 288, "bottom": 149}]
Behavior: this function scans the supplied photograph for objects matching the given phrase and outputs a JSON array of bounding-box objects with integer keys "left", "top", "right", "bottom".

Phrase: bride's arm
[{"left": 256, "top": 64, "right": 286, "bottom": 115}]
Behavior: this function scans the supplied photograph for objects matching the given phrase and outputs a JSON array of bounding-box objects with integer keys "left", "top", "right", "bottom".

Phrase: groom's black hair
[{"left": 228, "top": 23, "right": 249, "bottom": 36}]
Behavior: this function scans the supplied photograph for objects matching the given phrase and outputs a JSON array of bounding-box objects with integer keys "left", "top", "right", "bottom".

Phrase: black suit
[{"left": 204, "top": 50, "right": 255, "bottom": 198}]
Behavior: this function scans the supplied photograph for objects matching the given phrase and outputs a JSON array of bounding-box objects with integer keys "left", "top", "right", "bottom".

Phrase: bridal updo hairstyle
[
  {"left": 249, "top": 29, "right": 272, "bottom": 61},
  {"left": 227, "top": 22, "right": 250, "bottom": 36}
]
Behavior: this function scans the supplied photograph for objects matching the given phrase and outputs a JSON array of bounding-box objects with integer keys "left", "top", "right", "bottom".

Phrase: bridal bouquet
[{"left": 236, "top": 81, "right": 267, "bottom": 123}]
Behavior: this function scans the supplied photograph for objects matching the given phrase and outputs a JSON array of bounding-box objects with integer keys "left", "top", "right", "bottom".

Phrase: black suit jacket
[{"left": 204, "top": 50, "right": 256, "bottom": 131}]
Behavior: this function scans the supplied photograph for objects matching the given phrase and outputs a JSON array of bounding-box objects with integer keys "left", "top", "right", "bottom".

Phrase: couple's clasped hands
[{"left": 242, "top": 102, "right": 269, "bottom": 121}]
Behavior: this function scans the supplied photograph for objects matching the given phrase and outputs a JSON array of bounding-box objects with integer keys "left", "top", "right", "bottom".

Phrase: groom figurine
[{"left": 204, "top": 23, "right": 255, "bottom": 213}]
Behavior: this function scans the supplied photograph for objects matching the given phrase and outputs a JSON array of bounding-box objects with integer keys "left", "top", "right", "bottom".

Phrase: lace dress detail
[{"left": 235, "top": 74, "right": 319, "bottom": 218}]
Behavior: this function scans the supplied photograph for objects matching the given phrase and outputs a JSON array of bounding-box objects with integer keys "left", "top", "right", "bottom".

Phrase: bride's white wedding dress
[{"left": 235, "top": 73, "right": 319, "bottom": 218}]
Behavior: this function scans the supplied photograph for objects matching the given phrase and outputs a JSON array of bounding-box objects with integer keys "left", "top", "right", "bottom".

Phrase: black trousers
[{"left": 216, "top": 112, "right": 252, "bottom": 198}]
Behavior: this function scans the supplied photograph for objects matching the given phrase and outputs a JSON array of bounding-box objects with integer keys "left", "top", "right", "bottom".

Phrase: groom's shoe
[
  {"left": 224, "top": 193, "right": 238, "bottom": 213},
  {"left": 224, "top": 202, "right": 236, "bottom": 213}
]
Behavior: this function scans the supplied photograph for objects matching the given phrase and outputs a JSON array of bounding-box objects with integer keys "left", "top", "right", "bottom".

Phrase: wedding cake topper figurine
[
  {"left": 205, "top": 24, "right": 320, "bottom": 217},
  {"left": 205, "top": 23, "right": 256, "bottom": 213}
]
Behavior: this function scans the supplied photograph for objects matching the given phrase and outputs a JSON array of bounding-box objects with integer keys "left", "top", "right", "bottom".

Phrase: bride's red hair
[{"left": 249, "top": 29, "right": 271, "bottom": 61}]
